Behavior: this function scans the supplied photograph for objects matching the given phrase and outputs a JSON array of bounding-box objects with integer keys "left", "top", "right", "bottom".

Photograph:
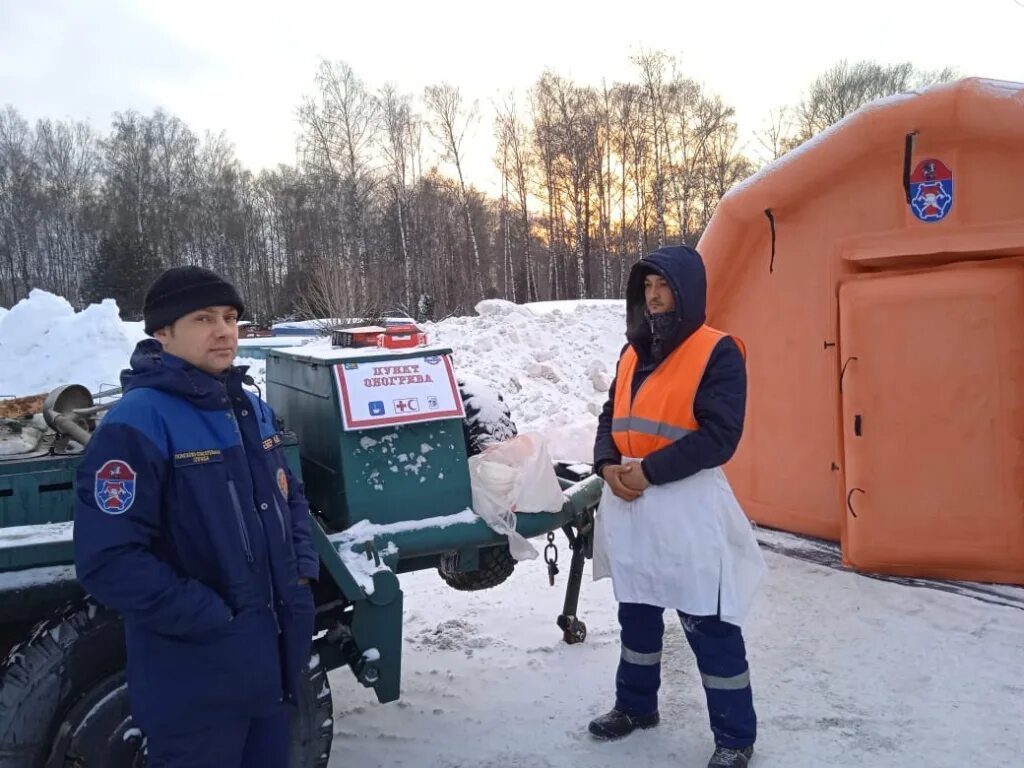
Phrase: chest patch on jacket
[
  {"left": 276, "top": 467, "right": 288, "bottom": 498},
  {"left": 94, "top": 460, "right": 137, "bottom": 514},
  {"left": 173, "top": 449, "right": 224, "bottom": 467},
  {"left": 262, "top": 433, "right": 283, "bottom": 451}
]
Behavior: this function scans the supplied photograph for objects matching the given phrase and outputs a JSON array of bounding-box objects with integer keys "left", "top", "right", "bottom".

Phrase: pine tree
[{"left": 84, "top": 230, "right": 163, "bottom": 319}]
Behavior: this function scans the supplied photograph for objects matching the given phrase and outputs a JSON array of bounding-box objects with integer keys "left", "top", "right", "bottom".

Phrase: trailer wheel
[
  {"left": 441, "top": 378, "right": 520, "bottom": 591},
  {"left": 457, "top": 376, "right": 518, "bottom": 457},
  {"left": 0, "top": 598, "right": 333, "bottom": 768},
  {"left": 0, "top": 598, "right": 132, "bottom": 768},
  {"left": 290, "top": 652, "right": 334, "bottom": 768},
  {"left": 438, "top": 545, "right": 517, "bottom": 592}
]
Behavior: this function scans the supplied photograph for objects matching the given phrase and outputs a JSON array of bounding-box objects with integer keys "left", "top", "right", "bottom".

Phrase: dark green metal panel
[
  {"left": 349, "top": 574, "right": 403, "bottom": 702},
  {"left": 266, "top": 347, "right": 473, "bottom": 532},
  {"left": 311, "top": 518, "right": 367, "bottom": 602},
  {"left": 0, "top": 453, "right": 79, "bottom": 529},
  {"left": 327, "top": 474, "right": 603, "bottom": 566},
  {"left": 0, "top": 565, "right": 83, "bottom": 623},
  {"left": 311, "top": 516, "right": 404, "bottom": 701},
  {"left": 280, "top": 431, "right": 303, "bottom": 478},
  {"left": 0, "top": 452, "right": 79, "bottom": 573}
]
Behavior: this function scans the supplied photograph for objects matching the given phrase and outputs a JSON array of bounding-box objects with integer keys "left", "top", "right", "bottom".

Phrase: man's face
[
  {"left": 644, "top": 274, "right": 675, "bottom": 314},
  {"left": 153, "top": 305, "right": 239, "bottom": 375}
]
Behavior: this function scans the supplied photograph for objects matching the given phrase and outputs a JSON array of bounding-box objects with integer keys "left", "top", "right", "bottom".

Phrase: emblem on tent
[{"left": 909, "top": 158, "right": 953, "bottom": 222}]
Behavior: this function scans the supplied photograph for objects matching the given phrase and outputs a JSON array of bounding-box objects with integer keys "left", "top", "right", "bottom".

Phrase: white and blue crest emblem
[{"left": 94, "top": 459, "right": 137, "bottom": 515}]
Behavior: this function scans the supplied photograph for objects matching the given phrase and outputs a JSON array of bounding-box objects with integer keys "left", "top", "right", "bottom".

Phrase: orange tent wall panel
[
  {"left": 838, "top": 262, "right": 1024, "bottom": 583},
  {"left": 698, "top": 78, "right": 1024, "bottom": 583}
]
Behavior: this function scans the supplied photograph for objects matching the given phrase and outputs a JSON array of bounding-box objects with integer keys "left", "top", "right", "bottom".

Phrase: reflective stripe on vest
[
  {"left": 611, "top": 416, "right": 693, "bottom": 443},
  {"left": 611, "top": 324, "right": 745, "bottom": 459}
]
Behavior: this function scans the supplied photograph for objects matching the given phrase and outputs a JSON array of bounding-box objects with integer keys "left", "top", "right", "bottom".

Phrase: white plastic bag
[{"left": 467, "top": 433, "right": 566, "bottom": 560}]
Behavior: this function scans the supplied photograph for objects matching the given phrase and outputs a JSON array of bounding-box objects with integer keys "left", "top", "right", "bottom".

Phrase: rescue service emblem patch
[
  {"left": 909, "top": 158, "right": 954, "bottom": 222},
  {"left": 276, "top": 467, "right": 288, "bottom": 498},
  {"left": 94, "top": 460, "right": 137, "bottom": 514}
]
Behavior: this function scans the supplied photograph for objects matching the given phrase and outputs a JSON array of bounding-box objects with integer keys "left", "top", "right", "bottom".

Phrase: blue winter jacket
[
  {"left": 73, "top": 339, "right": 320, "bottom": 737},
  {"left": 593, "top": 245, "right": 747, "bottom": 484}
]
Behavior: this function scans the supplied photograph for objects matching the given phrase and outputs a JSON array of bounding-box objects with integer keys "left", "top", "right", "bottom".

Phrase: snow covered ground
[
  {"left": 328, "top": 545, "right": 1024, "bottom": 768},
  {"left": 1, "top": 290, "right": 1022, "bottom": 766}
]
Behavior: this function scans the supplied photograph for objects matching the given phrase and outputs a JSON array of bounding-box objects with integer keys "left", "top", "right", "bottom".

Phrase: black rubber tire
[
  {"left": 437, "top": 546, "right": 517, "bottom": 592},
  {"left": 441, "top": 378, "right": 520, "bottom": 591},
  {"left": 0, "top": 599, "right": 334, "bottom": 768},
  {"left": 0, "top": 598, "right": 127, "bottom": 768},
  {"left": 289, "top": 652, "right": 334, "bottom": 768},
  {"left": 457, "top": 377, "right": 518, "bottom": 458}
]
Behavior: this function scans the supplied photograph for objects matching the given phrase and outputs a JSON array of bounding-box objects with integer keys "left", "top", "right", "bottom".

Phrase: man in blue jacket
[
  {"left": 73, "top": 266, "right": 319, "bottom": 767},
  {"left": 589, "top": 246, "right": 759, "bottom": 768}
]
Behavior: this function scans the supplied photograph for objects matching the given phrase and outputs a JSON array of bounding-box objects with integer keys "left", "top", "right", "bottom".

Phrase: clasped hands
[{"left": 601, "top": 462, "right": 650, "bottom": 501}]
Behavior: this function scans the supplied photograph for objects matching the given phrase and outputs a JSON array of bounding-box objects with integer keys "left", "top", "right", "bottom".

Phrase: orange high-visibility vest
[{"left": 612, "top": 324, "right": 745, "bottom": 459}]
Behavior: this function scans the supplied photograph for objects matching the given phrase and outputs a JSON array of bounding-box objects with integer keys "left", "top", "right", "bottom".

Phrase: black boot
[
  {"left": 587, "top": 709, "right": 660, "bottom": 740},
  {"left": 707, "top": 745, "right": 754, "bottom": 767}
]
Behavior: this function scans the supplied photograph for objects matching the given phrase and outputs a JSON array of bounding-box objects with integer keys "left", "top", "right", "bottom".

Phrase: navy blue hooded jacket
[
  {"left": 73, "top": 339, "right": 319, "bottom": 737},
  {"left": 593, "top": 246, "right": 747, "bottom": 484}
]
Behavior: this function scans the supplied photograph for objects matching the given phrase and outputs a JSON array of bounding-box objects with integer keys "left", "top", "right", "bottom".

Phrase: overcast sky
[{"left": 2, "top": 0, "right": 1022, "bottom": 192}]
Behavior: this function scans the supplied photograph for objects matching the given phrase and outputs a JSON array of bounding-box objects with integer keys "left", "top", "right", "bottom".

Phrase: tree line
[{"left": 0, "top": 56, "right": 954, "bottom": 322}]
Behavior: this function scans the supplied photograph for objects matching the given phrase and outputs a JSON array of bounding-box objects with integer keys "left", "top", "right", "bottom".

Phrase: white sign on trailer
[{"left": 334, "top": 353, "right": 464, "bottom": 430}]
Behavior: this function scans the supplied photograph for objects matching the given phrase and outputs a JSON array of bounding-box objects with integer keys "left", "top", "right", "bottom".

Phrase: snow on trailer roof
[
  {"left": 272, "top": 317, "right": 415, "bottom": 331},
  {"left": 237, "top": 336, "right": 312, "bottom": 349},
  {"left": 270, "top": 337, "right": 452, "bottom": 362}
]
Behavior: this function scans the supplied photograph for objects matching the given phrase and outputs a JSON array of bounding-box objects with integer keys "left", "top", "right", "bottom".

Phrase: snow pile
[
  {"left": 0, "top": 290, "right": 628, "bottom": 461},
  {"left": 524, "top": 299, "right": 627, "bottom": 315},
  {"left": 426, "top": 300, "right": 625, "bottom": 462},
  {"left": 0, "top": 290, "right": 146, "bottom": 397},
  {"left": 253, "top": 299, "right": 627, "bottom": 462}
]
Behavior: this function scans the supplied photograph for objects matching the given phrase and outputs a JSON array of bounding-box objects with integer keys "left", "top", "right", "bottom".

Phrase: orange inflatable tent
[{"left": 699, "top": 78, "right": 1024, "bottom": 585}]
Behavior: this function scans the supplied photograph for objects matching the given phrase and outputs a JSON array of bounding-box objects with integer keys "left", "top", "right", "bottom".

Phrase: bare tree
[
  {"left": 299, "top": 60, "right": 381, "bottom": 305},
  {"left": 380, "top": 84, "right": 416, "bottom": 311},
  {"left": 424, "top": 82, "right": 485, "bottom": 298},
  {"left": 634, "top": 50, "right": 671, "bottom": 247},
  {"left": 495, "top": 96, "right": 537, "bottom": 302},
  {"left": 103, "top": 111, "right": 157, "bottom": 239},
  {"left": 0, "top": 108, "right": 39, "bottom": 305},
  {"left": 558, "top": 79, "right": 599, "bottom": 298},
  {"left": 531, "top": 79, "right": 563, "bottom": 299},
  {"left": 755, "top": 107, "right": 794, "bottom": 166},
  {"left": 35, "top": 118, "right": 99, "bottom": 303},
  {"left": 494, "top": 115, "right": 514, "bottom": 301},
  {"left": 292, "top": 254, "right": 360, "bottom": 328},
  {"left": 792, "top": 60, "right": 958, "bottom": 144},
  {"left": 0, "top": 55, "right": 765, "bottom": 320},
  {"left": 611, "top": 83, "right": 640, "bottom": 293}
]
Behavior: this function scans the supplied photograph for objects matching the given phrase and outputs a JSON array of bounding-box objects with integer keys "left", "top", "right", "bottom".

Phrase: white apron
[{"left": 593, "top": 459, "right": 765, "bottom": 626}]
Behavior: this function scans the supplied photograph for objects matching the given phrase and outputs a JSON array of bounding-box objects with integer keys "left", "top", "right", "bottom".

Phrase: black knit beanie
[{"left": 143, "top": 266, "right": 245, "bottom": 335}]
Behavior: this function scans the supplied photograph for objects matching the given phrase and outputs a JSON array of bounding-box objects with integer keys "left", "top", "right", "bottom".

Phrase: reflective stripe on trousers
[{"left": 614, "top": 602, "right": 756, "bottom": 749}]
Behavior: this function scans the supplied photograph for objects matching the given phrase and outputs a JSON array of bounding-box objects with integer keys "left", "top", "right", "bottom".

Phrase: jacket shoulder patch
[{"left": 94, "top": 460, "right": 137, "bottom": 514}]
